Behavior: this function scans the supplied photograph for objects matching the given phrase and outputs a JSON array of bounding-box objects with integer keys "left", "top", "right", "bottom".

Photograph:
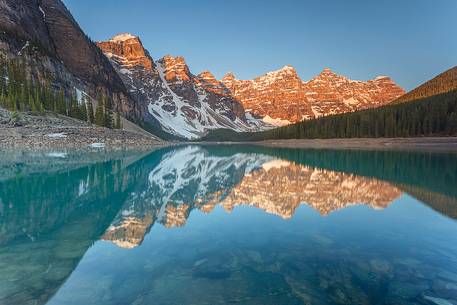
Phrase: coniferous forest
[
  {"left": 201, "top": 89, "right": 457, "bottom": 141},
  {"left": 0, "top": 55, "right": 122, "bottom": 129}
]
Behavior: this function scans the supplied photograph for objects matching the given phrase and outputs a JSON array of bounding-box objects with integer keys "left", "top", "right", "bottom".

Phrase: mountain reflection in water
[
  {"left": 103, "top": 146, "right": 402, "bottom": 249},
  {"left": 0, "top": 145, "right": 457, "bottom": 305}
]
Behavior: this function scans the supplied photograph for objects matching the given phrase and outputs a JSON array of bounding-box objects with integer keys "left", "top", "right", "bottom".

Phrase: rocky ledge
[{"left": 0, "top": 108, "right": 164, "bottom": 150}]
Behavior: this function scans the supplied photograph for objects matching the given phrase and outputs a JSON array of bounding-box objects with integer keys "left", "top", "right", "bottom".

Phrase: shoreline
[
  {"left": 0, "top": 125, "right": 166, "bottom": 150},
  {"left": 0, "top": 108, "right": 166, "bottom": 150},
  {"left": 197, "top": 137, "right": 457, "bottom": 152},
  {"left": 1, "top": 106, "right": 456, "bottom": 152},
  {"left": 254, "top": 137, "right": 457, "bottom": 152}
]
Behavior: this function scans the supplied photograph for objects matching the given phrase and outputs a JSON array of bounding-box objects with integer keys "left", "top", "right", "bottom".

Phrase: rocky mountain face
[
  {"left": 0, "top": 0, "right": 138, "bottom": 118},
  {"left": 222, "top": 66, "right": 406, "bottom": 124},
  {"left": 102, "top": 146, "right": 402, "bottom": 248},
  {"left": 0, "top": 0, "right": 405, "bottom": 139},
  {"left": 97, "top": 35, "right": 269, "bottom": 139},
  {"left": 97, "top": 33, "right": 404, "bottom": 139}
]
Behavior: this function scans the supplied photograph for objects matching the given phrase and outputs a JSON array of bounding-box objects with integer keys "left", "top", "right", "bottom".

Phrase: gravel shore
[{"left": 0, "top": 108, "right": 164, "bottom": 150}]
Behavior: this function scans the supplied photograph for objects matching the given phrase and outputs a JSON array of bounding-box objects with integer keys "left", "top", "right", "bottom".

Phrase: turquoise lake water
[{"left": 1, "top": 145, "right": 457, "bottom": 305}]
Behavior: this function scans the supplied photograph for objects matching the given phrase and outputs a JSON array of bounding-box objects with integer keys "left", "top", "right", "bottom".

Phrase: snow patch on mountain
[
  {"left": 262, "top": 115, "right": 292, "bottom": 127},
  {"left": 110, "top": 33, "right": 137, "bottom": 42}
]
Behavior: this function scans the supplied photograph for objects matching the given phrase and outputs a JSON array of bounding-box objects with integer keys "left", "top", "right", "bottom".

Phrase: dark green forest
[
  {"left": 202, "top": 89, "right": 457, "bottom": 141},
  {"left": 0, "top": 55, "right": 122, "bottom": 129}
]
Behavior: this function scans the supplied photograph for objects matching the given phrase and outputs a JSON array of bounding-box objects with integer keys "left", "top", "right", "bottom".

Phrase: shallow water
[{"left": 1, "top": 145, "right": 457, "bottom": 305}]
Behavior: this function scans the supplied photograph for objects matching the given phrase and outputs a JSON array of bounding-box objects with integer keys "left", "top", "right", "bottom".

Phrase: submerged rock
[{"left": 424, "top": 295, "right": 456, "bottom": 305}]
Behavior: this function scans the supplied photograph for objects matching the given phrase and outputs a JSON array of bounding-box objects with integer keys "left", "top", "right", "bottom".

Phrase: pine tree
[
  {"left": 0, "top": 85, "right": 5, "bottom": 107},
  {"left": 29, "top": 92, "right": 36, "bottom": 112},
  {"left": 69, "top": 91, "right": 82, "bottom": 120},
  {"left": 115, "top": 112, "right": 122, "bottom": 129},
  {"left": 34, "top": 84, "right": 44, "bottom": 114},
  {"left": 44, "top": 82, "right": 52, "bottom": 110},
  {"left": 86, "top": 98, "right": 95, "bottom": 124},
  {"left": 56, "top": 88, "right": 66, "bottom": 115},
  {"left": 0, "top": 56, "right": 6, "bottom": 107},
  {"left": 94, "top": 98, "right": 105, "bottom": 127},
  {"left": 79, "top": 99, "right": 88, "bottom": 122},
  {"left": 103, "top": 96, "right": 113, "bottom": 129},
  {"left": 0, "top": 78, "right": 5, "bottom": 108},
  {"left": 7, "top": 60, "right": 17, "bottom": 111}
]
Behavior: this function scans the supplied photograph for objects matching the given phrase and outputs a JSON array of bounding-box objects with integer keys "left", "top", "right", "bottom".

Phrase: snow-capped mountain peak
[
  {"left": 97, "top": 36, "right": 271, "bottom": 139},
  {"left": 109, "top": 33, "right": 138, "bottom": 42},
  {"left": 97, "top": 33, "right": 404, "bottom": 138}
]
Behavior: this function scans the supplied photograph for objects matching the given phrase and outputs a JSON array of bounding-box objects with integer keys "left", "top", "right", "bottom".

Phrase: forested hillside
[
  {"left": 201, "top": 89, "right": 457, "bottom": 141},
  {"left": 0, "top": 56, "right": 122, "bottom": 129},
  {"left": 394, "top": 66, "right": 457, "bottom": 103}
]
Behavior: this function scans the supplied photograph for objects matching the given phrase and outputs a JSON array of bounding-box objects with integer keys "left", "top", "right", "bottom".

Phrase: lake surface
[{"left": 1, "top": 145, "right": 457, "bottom": 305}]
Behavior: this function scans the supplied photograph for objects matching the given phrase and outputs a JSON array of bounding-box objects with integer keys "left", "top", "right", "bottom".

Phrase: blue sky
[{"left": 63, "top": 0, "right": 457, "bottom": 90}]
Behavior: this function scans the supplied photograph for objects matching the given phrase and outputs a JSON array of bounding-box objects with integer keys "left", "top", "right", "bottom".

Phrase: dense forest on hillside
[
  {"left": 0, "top": 55, "right": 122, "bottom": 129},
  {"left": 394, "top": 66, "right": 457, "bottom": 103},
  {"left": 201, "top": 89, "right": 457, "bottom": 141}
]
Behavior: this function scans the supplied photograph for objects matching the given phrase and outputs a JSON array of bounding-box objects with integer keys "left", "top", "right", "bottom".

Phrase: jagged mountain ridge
[
  {"left": 97, "top": 35, "right": 270, "bottom": 139},
  {"left": 97, "top": 33, "right": 405, "bottom": 139},
  {"left": 0, "top": 0, "right": 406, "bottom": 141},
  {"left": 222, "top": 66, "right": 405, "bottom": 124}
]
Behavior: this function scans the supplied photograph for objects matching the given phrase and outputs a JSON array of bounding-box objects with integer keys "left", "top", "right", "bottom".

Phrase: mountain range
[
  {"left": 0, "top": 0, "right": 408, "bottom": 140},
  {"left": 97, "top": 33, "right": 405, "bottom": 138}
]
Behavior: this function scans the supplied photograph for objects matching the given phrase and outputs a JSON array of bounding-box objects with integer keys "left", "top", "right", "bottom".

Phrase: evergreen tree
[
  {"left": 69, "top": 90, "right": 82, "bottom": 120},
  {"left": 86, "top": 98, "right": 95, "bottom": 124},
  {"left": 103, "top": 96, "right": 113, "bottom": 129},
  {"left": 0, "top": 84, "right": 5, "bottom": 107},
  {"left": 7, "top": 60, "right": 17, "bottom": 111},
  {"left": 79, "top": 99, "right": 88, "bottom": 122},
  {"left": 34, "top": 84, "right": 44, "bottom": 113},
  {"left": 115, "top": 112, "right": 122, "bottom": 129},
  {"left": 94, "top": 97, "right": 105, "bottom": 127},
  {"left": 56, "top": 88, "right": 66, "bottom": 115},
  {"left": 0, "top": 56, "right": 6, "bottom": 107},
  {"left": 43, "top": 81, "right": 53, "bottom": 110},
  {"left": 29, "top": 92, "right": 36, "bottom": 112}
]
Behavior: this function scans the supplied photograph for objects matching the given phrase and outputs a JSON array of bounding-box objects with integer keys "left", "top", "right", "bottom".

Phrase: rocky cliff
[
  {"left": 222, "top": 66, "right": 406, "bottom": 124},
  {"left": 0, "top": 0, "right": 141, "bottom": 129}
]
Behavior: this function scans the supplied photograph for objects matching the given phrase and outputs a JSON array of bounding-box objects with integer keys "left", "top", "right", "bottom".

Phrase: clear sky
[{"left": 63, "top": 0, "right": 457, "bottom": 90}]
